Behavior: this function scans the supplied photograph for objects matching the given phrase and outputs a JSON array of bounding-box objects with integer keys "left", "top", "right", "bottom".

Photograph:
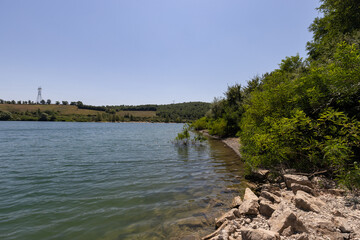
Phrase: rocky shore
[
  {"left": 201, "top": 170, "right": 360, "bottom": 240},
  {"left": 197, "top": 136, "right": 360, "bottom": 240}
]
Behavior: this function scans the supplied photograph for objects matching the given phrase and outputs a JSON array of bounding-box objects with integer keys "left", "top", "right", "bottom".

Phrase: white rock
[{"left": 244, "top": 188, "right": 259, "bottom": 202}]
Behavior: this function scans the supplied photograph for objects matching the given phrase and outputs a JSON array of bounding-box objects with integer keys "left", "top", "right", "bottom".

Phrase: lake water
[{"left": 0, "top": 122, "right": 247, "bottom": 240}]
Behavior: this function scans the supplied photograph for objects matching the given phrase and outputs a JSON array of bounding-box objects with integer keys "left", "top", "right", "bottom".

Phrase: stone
[
  {"left": 202, "top": 220, "right": 229, "bottom": 240},
  {"left": 314, "top": 219, "right": 336, "bottom": 232},
  {"left": 177, "top": 217, "right": 205, "bottom": 228},
  {"left": 215, "top": 209, "right": 239, "bottom": 228},
  {"left": 280, "top": 182, "right": 286, "bottom": 189},
  {"left": 241, "top": 227, "right": 280, "bottom": 240},
  {"left": 223, "top": 224, "right": 237, "bottom": 234},
  {"left": 268, "top": 202, "right": 307, "bottom": 234},
  {"left": 260, "top": 191, "right": 281, "bottom": 203},
  {"left": 232, "top": 196, "right": 243, "bottom": 208},
  {"left": 291, "top": 183, "right": 318, "bottom": 196},
  {"left": 294, "top": 190, "right": 324, "bottom": 213},
  {"left": 259, "top": 198, "right": 276, "bottom": 218},
  {"left": 245, "top": 218, "right": 252, "bottom": 224},
  {"left": 327, "top": 189, "right": 346, "bottom": 196},
  {"left": 243, "top": 188, "right": 259, "bottom": 202},
  {"left": 312, "top": 176, "right": 336, "bottom": 189},
  {"left": 238, "top": 199, "right": 259, "bottom": 216},
  {"left": 282, "top": 226, "right": 293, "bottom": 236},
  {"left": 295, "top": 233, "right": 309, "bottom": 240},
  {"left": 261, "top": 184, "right": 281, "bottom": 197},
  {"left": 334, "top": 217, "right": 353, "bottom": 233},
  {"left": 331, "top": 209, "right": 345, "bottom": 217},
  {"left": 245, "top": 169, "right": 270, "bottom": 182},
  {"left": 284, "top": 174, "right": 313, "bottom": 188}
]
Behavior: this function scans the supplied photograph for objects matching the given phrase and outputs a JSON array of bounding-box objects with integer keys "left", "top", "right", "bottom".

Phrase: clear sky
[{"left": 0, "top": 0, "right": 320, "bottom": 106}]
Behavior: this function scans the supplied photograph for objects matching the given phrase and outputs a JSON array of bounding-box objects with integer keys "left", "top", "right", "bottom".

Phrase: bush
[
  {"left": 208, "top": 118, "right": 227, "bottom": 137},
  {"left": 0, "top": 111, "right": 12, "bottom": 120},
  {"left": 192, "top": 117, "right": 208, "bottom": 130}
]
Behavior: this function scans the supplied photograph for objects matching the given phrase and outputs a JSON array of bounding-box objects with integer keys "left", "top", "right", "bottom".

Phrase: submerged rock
[{"left": 215, "top": 209, "right": 239, "bottom": 228}]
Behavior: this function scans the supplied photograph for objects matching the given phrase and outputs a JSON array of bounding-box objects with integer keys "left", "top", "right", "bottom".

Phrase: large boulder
[
  {"left": 238, "top": 199, "right": 259, "bottom": 216},
  {"left": 259, "top": 198, "right": 276, "bottom": 218},
  {"left": 294, "top": 190, "right": 324, "bottom": 213},
  {"left": 243, "top": 188, "right": 259, "bottom": 201},
  {"left": 241, "top": 227, "right": 280, "bottom": 240},
  {"left": 284, "top": 174, "right": 313, "bottom": 188},
  {"left": 269, "top": 202, "right": 307, "bottom": 234}
]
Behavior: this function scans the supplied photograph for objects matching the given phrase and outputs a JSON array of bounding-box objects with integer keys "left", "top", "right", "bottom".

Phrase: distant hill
[{"left": 0, "top": 102, "right": 210, "bottom": 122}]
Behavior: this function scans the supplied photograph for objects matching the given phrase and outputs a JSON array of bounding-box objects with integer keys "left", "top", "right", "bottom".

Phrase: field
[
  {"left": 0, "top": 102, "right": 210, "bottom": 122},
  {"left": 0, "top": 104, "right": 156, "bottom": 118}
]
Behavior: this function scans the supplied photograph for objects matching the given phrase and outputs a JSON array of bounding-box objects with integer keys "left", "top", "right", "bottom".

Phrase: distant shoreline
[{"left": 0, "top": 102, "right": 210, "bottom": 123}]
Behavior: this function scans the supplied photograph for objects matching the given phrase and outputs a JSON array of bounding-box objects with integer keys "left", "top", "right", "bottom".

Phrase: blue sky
[{"left": 0, "top": 0, "right": 320, "bottom": 106}]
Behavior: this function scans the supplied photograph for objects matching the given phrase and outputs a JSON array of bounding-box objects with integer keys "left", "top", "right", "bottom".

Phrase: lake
[{"left": 0, "top": 122, "right": 247, "bottom": 240}]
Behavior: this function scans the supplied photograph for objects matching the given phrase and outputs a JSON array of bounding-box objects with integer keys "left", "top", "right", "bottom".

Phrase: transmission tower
[{"left": 36, "top": 87, "right": 42, "bottom": 103}]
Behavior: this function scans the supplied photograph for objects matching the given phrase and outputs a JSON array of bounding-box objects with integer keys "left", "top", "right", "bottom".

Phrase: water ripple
[{"left": 0, "top": 122, "right": 247, "bottom": 240}]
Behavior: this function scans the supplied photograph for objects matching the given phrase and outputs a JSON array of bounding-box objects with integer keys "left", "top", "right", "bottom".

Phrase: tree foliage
[{"left": 192, "top": 0, "right": 360, "bottom": 188}]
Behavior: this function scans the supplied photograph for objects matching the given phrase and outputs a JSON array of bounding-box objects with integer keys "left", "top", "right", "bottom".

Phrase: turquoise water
[{"left": 0, "top": 122, "right": 246, "bottom": 240}]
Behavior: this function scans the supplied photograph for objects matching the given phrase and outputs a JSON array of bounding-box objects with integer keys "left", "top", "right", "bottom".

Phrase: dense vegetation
[
  {"left": 0, "top": 101, "right": 210, "bottom": 123},
  {"left": 193, "top": 0, "right": 360, "bottom": 189}
]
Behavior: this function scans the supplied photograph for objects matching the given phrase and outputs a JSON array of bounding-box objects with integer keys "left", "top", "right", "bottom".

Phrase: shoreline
[
  {"left": 199, "top": 130, "right": 241, "bottom": 158},
  {"left": 200, "top": 178, "right": 360, "bottom": 239},
  {"left": 202, "top": 173, "right": 360, "bottom": 240},
  {"left": 198, "top": 132, "right": 360, "bottom": 240}
]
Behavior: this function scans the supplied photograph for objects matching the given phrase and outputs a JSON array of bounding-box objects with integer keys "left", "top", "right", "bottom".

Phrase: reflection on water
[{"left": 0, "top": 122, "right": 247, "bottom": 240}]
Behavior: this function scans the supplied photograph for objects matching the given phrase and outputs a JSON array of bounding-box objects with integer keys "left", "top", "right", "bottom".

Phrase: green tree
[
  {"left": 39, "top": 113, "right": 49, "bottom": 121},
  {"left": 307, "top": 0, "right": 360, "bottom": 60},
  {"left": 0, "top": 111, "right": 12, "bottom": 120}
]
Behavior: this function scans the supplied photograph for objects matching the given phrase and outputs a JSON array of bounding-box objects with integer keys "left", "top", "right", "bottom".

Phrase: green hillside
[{"left": 0, "top": 102, "right": 210, "bottom": 123}]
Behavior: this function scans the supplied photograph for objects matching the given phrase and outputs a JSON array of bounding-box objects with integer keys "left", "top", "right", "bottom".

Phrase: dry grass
[
  {"left": 0, "top": 104, "right": 99, "bottom": 115},
  {"left": 0, "top": 104, "right": 157, "bottom": 117}
]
